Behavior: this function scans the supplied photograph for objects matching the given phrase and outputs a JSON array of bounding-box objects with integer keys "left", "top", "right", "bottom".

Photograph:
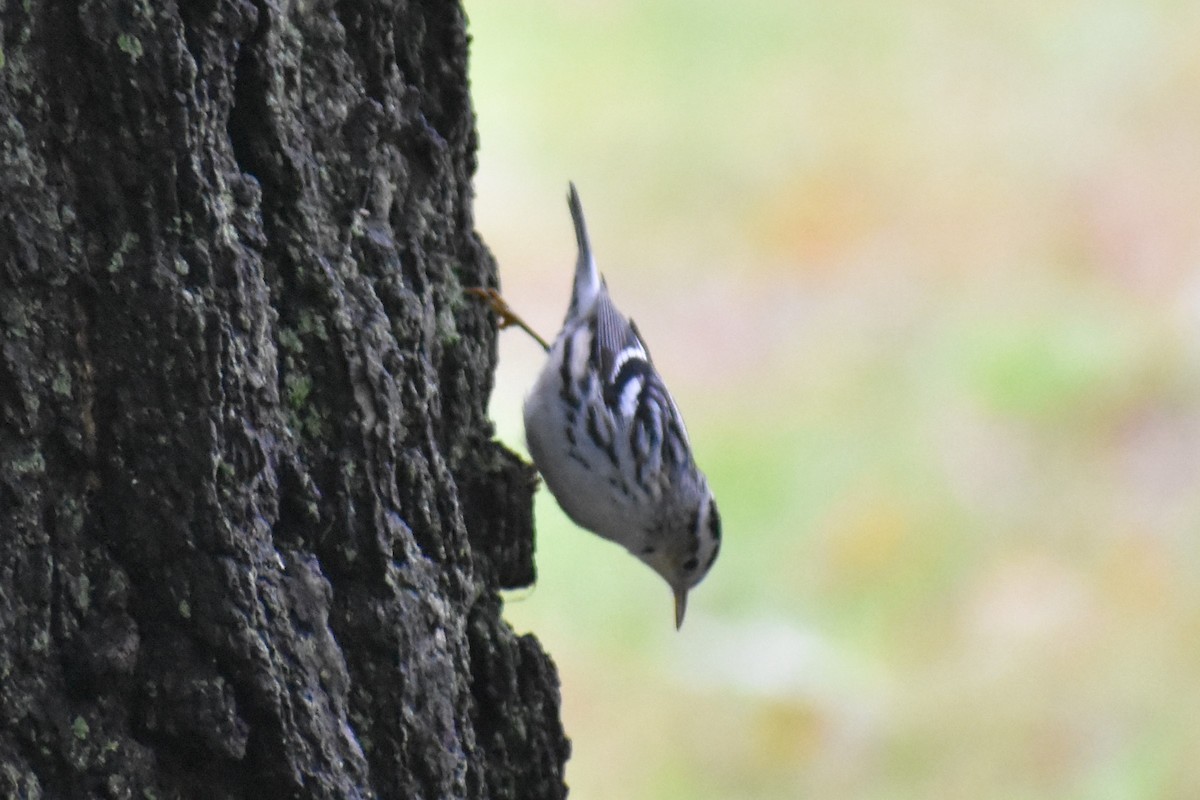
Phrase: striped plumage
[{"left": 523, "top": 184, "right": 721, "bottom": 628}]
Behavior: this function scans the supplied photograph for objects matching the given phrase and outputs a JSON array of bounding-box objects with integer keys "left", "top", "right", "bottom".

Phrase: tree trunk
[{"left": 0, "top": 1, "right": 569, "bottom": 797}]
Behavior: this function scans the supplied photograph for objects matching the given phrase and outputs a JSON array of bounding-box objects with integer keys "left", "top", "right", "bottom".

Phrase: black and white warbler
[{"left": 473, "top": 184, "right": 721, "bottom": 628}]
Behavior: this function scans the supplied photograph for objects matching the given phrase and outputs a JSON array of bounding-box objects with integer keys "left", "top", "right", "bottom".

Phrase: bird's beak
[{"left": 674, "top": 587, "right": 688, "bottom": 630}]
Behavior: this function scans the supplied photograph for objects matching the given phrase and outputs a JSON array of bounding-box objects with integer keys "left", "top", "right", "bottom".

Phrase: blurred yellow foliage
[
  {"left": 468, "top": 1, "right": 1200, "bottom": 798},
  {"left": 819, "top": 494, "right": 914, "bottom": 585}
]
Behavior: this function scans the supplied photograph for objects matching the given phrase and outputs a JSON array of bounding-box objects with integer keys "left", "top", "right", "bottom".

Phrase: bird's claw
[{"left": 464, "top": 287, "right": 551, "bottom": 351}]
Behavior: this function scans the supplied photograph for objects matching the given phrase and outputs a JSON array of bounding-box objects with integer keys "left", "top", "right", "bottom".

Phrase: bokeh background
[{"left": 463, "top": 1, "right": 1200, "bottom": 797}]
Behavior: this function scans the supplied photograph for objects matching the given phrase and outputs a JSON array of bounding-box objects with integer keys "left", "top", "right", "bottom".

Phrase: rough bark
[{"left": 0, "top": 1, "right": 569, "bottom": 797}]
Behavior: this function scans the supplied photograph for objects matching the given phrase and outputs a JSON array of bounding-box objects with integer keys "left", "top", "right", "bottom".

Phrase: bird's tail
[{"left": 567, "top": 182, "right": 602, "bottom": 319}]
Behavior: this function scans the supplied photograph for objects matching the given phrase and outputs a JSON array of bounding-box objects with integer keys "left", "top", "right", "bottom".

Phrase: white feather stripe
[
  {"left": 567, "top": 324, "right": 593, "bottom": 386},
  {"left": 617, "top": 374, "right": 644, "bottom": 419},
  {"left": 609, "top": 343, "right": 648, "bottom": 380}
]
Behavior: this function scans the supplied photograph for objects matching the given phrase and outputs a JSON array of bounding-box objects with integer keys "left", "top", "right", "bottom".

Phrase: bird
[{"left": 469, "top": 183, "right": 721, "bottom": 629}]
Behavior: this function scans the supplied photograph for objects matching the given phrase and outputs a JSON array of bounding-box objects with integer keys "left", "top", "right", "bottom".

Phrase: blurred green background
[{"left": 463, "top": 1, "right": 1200, "bottom": 797}]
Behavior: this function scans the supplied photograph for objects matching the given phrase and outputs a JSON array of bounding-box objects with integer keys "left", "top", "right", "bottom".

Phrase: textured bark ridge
[{"left": 0, "top": 1, "right": 568, "bottom": 797}]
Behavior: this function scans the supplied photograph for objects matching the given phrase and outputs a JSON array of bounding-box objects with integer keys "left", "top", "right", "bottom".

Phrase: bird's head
[{"left": 639, "top": 487, "right": 721, "bottom": 629}]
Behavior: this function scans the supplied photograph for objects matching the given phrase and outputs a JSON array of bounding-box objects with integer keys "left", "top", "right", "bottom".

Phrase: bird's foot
[{"left": 464, "top": 287, "right": 551, "bottom": 352}]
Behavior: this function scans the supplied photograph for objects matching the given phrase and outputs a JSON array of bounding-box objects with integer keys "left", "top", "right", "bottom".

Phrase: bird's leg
[{"left": 465, "top": 287, "right": 551, "bottom": 352}]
